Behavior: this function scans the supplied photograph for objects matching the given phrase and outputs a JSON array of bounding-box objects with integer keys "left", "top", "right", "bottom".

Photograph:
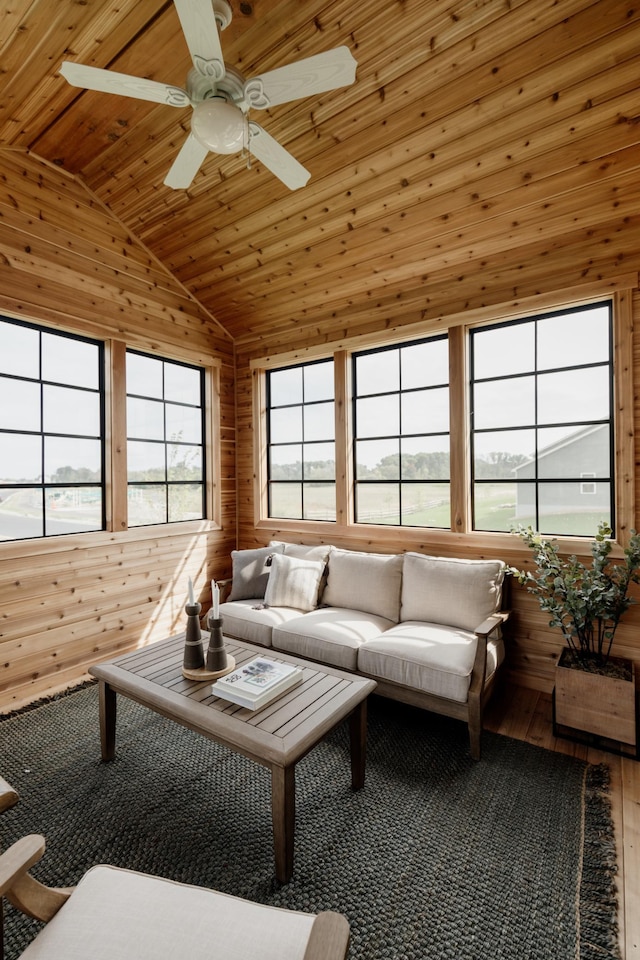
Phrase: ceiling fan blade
[
  {"left": 248, "top": 123, "right": 310, "bottom": 190},
  {"left": 173, "top": 0, "right": 226, "bottom": 83},
  {"left": 164, "top": 134, "right": 209, "bottom": 189},
  {"left": 60, "top": 61, "right": 190, "bottom": 107},
  {"left": 244, "top": 46, "right": 357, "bottom": 109}
]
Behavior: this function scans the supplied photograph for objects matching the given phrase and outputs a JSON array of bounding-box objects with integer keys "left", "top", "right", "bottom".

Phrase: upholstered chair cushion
[
  {"left": 19, "top": 864, "right": 316, "bottom": 960},
  {"left": 322, "top": 548, "right": 403, "bottom": 622},
  {"left": 401, "top": 554, "right": 505, "bottom": 631}
]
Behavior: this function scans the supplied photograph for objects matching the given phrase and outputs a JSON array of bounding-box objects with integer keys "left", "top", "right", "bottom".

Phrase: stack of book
[{"left": 213, "top": 656, "right": 303, "bottom": 710}]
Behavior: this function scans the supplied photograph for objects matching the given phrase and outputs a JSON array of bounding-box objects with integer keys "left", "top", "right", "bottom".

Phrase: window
[
  {"left": 267, "top": 359, "right": 335, "bottom": 520},
  {"left": 0, "top": 316, "right": 105, "bottom": 541},
  {"left": 353, "top": 336, "right": 450, "bottom": 527},
  {"left": 470, "top": 301, "right": 613, "bottom": 536},
  {"left": 126, "top": 350, "right": 205, "bottom": 526}
]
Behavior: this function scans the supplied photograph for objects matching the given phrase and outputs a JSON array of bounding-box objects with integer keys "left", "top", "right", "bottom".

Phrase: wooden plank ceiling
[{"left": 1, "top": 0, "right": 640, "bottom": 349}]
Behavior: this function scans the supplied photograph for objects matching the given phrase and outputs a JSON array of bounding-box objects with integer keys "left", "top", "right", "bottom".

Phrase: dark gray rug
[{"left": 0, "top": 684, "right": 620, "bottom": 960}]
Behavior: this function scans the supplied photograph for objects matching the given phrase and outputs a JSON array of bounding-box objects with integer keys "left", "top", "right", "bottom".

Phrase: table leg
[
  {"left": 98, "top": 680, "right": 116, "bottom": 761},
  {"left": 349, "top": 699, "right": 368, "bottom": 790},
  {"left": 271, "top": 764, "right": 295, "bottom": 883}
]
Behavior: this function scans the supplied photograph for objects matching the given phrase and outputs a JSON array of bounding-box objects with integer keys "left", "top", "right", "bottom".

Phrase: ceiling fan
[{"left": 59, "top": 0, "right": 357, "bottom": 191}]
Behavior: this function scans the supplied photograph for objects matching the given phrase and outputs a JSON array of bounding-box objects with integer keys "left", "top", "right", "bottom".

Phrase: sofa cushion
[
  {"left": 271, "top": 541, "right": 332, "bottom": 563},
  {"left": 357, "top": 621, "right": 504, "bottom": 703},
  {"left": 228, "top": 545, "right": 285, "bottom": 601},
  {"left": 273, "top": 608, "right": 392, "bottom": 671},
  {"left": 19, "top": 863, "right": 315, "bottom": 960},
  {"left": 264, "top": 553, "right": 325, "bottom": 612},
  {"left": 219, "top": 599, "right": 304, "bottom": 648},
  {"left": 401, "top": 553, "right": 505, "bottom": 631},
  {"left": 322, "top": 548, "right": 403, "bottom": 622}
]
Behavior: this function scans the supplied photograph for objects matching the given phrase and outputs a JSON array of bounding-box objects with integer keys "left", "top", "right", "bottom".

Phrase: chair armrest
[
  {"left": 0, "top": 776, "right": 19, "bottom": 814},
  {"left": 0, "top": 834, "right": 73, "bottom": 921},
  {"left": 303, "top": 911, "right": 350, "bottom": 960},
  {"left": 474, "top": 610, "right": 511, "bottom": 639},
  {"left": 0, "top": 835, "right": 45, "bottom": 897}
]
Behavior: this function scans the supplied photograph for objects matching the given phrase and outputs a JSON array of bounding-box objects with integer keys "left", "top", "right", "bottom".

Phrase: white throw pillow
[
  {"left": 264, "top": 553, "right": 326, "bottom": 611},
  {"left": 322, "top": 548, "right": 403, "bottom": 622},
  {"left": 228, "top": 545, "right": 285, "bottom": 601},
  {"left": 401, "top": 553, "right": 505, "bottom": 631}
]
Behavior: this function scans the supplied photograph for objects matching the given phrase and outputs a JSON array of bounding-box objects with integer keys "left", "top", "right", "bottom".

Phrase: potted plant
[{"left": 510, "top": 522, "right": 640, "bottom": 747}]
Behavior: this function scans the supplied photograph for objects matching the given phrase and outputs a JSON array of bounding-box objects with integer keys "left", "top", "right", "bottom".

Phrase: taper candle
[
  {"left": 212, "top": 580, "right": 220, "bottom": 619},
  {"left": 188, "top": 576, "right": 195, "bottom": 605}
]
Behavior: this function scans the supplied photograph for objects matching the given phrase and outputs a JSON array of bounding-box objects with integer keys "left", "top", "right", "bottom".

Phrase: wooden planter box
[{"left": 554, "top": 648, "right": 637, "bottom": 748}]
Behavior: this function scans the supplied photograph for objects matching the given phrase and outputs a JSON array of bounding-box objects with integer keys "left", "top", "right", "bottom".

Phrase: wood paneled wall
[
  {"left": 0, "top": 149, "right": 236, "bottom": 711},
  {"left": 234, "top": 274, "right": 640, "bottom": 695}
]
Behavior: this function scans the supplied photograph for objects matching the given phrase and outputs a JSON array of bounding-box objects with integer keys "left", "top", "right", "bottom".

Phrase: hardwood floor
[{"left": 485, "top": 684, "right": 639, "bottom": 960}]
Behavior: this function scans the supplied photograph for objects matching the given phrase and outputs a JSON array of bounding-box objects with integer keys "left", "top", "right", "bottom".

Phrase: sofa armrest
[
  {"left": 469, "top": 610, "right": 510, "bottom": 699},
  {"left": 474, "top": 610, "right": 510, "bottom": 640},
  {"left": 217, "top": 578, "right": 233, "bottom": 603}
]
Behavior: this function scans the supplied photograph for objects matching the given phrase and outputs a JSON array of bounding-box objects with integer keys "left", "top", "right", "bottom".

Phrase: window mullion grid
[{"left": 39, "top": 329, "right": 47, "bottom": 535}]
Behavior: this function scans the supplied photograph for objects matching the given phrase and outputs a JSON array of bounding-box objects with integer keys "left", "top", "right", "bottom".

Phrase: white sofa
[{"left": 218, "top": 542, "right": 509, "bottom": 759}]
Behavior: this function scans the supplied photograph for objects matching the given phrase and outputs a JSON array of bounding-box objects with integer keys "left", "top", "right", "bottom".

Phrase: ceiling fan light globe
[{"left": 191, "top": 98, "right": 246, "bottom": 154}]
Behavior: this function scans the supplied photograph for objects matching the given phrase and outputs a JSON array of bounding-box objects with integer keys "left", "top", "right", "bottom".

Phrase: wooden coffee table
[{"left": 89, "top": 635, "right": 376, "bottom": 883}]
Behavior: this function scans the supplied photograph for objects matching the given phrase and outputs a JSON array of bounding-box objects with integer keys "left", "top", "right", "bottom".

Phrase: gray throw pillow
[{"left": 228, "top": 544, "right": 285, "bottom": 601}]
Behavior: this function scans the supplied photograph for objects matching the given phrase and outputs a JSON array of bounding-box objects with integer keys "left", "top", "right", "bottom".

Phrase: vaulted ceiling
[{"left": 2, "top": 0, "right": 640, "bottom": 349}]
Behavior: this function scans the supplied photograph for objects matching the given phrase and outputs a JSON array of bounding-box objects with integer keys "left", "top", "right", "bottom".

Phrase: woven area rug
[{"left": 0, "top": 684, "right": 620, "bottom": 960}]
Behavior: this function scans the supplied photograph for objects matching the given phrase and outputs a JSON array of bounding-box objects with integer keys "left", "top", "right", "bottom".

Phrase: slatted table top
[{"left": 90, "top": 634, "right": 376, "bottom": 769}]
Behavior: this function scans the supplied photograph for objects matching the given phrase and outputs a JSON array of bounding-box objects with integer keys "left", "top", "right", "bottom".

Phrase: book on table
[{"left": 213, "top": 656, "right": 303, "bottom": 710}]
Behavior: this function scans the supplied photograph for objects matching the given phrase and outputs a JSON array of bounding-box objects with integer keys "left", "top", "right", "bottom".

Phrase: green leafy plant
[{"left": 510, "top": 522, "right": 640, "bottom": 670}]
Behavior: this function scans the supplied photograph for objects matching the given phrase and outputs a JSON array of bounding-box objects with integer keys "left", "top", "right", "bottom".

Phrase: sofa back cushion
[
  {"left": 270, "top": 540, "right": 332, "bottom": 564},
  {"left": 401, "top": 553, "right": 505, "bottom": 631},
  {"left": 229, "top": 544, "right": 285, "bottom": 601},
  {"left": 322, "top": 548, "right": 403, "bottom": 622},
  {"left": 264, "top": 553, "right": 326, "bottom": 611}
]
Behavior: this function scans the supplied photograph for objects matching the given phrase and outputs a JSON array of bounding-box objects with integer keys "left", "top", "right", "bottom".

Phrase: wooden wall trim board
[
  {"left": 613, "top": 290, "right": 636, "bottom": 546},
  {"left": 448, "top": 325, "right": 469, "bottom": 535},
  {"left": 107, "top": 340, "right": 128, "bottom": 534}
]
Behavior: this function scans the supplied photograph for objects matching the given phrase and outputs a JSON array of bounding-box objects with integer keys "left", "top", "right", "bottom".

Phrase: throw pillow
[
  {"left": 264, "top": 553, "right": 326, "bottom": 611},
  {"left": 228, "top": 544, "right": 285, "bottom": 601},
  {"left": 401, "top": 553, "right": 506, "bottom": 632}
]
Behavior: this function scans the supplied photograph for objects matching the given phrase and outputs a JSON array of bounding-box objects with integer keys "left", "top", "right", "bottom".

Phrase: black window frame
[
  {"left": 352, "top": 333, "right": 451, "bottom": 529},
  {"left": 125, "top": 348, "right": 207, "bottom": 527},
  {"left": 0, "top": 315, "right": 106, "bottom": 543},
  {"left": 266, "top": 358, "right": 336, "bottom": 522},
  {"left": 469, "top": 300, "right": 615, "bottom": 537}
]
